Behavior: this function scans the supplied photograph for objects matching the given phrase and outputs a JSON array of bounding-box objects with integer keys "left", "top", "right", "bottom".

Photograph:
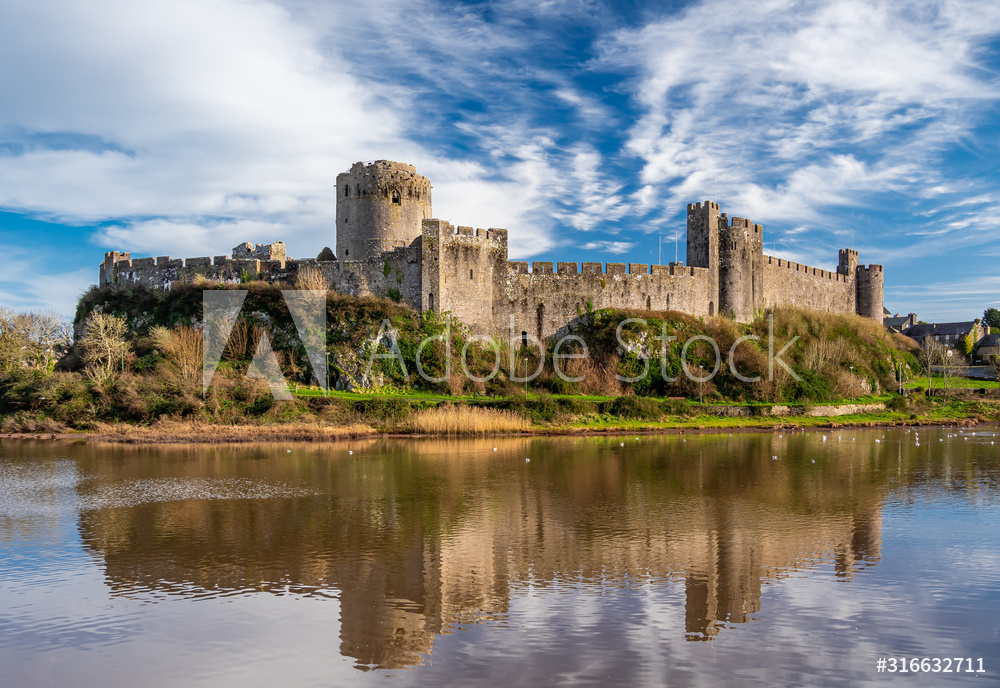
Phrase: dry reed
[
  {"left": 405, "top": 405, "right": 531, "bottom": 435},
  {"left": 95, "top": 420, "right": 376, "bottom": 444},
  {"left": 294, "top": 265, "right": 329, "bottom": 291}
]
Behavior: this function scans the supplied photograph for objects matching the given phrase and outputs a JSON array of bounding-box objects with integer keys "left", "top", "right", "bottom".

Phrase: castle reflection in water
[{"left": 73, "top": 434, "right": 891, "bottom": 669}]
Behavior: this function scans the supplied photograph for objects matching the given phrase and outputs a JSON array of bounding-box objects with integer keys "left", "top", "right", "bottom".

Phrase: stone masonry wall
[
  {"left": 422, "top": 219, "right": 509, "bottom": 335},
  {"left": 761, "top": 255, "right": 855, "bottom": 314},
  {"left": 498, "top": 262, "right": 713, "bottom": 340},
  {"left": 719, "top": 215, "right": 764, "bottom": 322},
  {"left": 100, "top": 246, "right": 424, "bottom": 311}
]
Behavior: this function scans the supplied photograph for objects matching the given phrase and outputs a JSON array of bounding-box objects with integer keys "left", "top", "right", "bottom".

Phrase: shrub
[
  {"left": 558, "top": 397, "right": 597, "bottom": 415},
  {"left": 793, "top": 368, "right": 832, "bottom": 402},
  {"left": 608, "top": 395, "right": 663, "bottom": 420},
  {"left": 350, "top": 397, "right": 412, "bottom": 421},
  {"left": 886, "top": 395, "right": 908, "bottom": 412}
]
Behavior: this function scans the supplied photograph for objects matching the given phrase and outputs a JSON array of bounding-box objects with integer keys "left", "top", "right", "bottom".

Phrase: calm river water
[{"left": 1, "top": 429, "right": 998, "bottom": 686}]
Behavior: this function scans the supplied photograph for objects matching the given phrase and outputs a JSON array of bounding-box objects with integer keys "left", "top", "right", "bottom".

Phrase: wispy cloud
[
  {"left": 597, "top": 0, "right": 1000, "bottom": 268},
  {"left": 1, "top": 0, "right": 1000, "bottom": 320},
  {"left": 580, "top": 240, "right": 634, "bottom": 254}
]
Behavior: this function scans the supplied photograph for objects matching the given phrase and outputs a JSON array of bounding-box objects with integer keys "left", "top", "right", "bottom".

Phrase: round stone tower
[
  {"left": 855, "top": 265, "right": 884, "bottom": 324},
  {"left": 718, "top": 214, "right": 764, "bottom": 323},
  {"left": 336, "top": 160, "right": 432, "bottom": 262}
]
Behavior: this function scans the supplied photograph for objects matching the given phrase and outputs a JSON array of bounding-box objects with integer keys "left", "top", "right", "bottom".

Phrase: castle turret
[
  {"left": 686, "top": 201, "right": 720, "bottom": 316},
  {"left": 336, "top": 160, "right": 432, "bottom": 262},
  {"left": 838, "top": 249, "right": 858, "bottom": 277},
  {"left": 718, "top": 215, "right": 764, "bottom": 323},
  {"left": 100, "top": 251, "right": 131, "bottom": 285},
  {"left": 855, "top": 265, "right": 884, "bottom": 324}
]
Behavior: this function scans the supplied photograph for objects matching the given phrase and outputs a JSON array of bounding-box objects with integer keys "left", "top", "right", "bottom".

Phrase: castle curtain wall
[
  {"left": 761, "top": 256, "right": 855, "bottom": 314},
  {"left": 498, "top": 263, "right": 714, "bottom": 340}
]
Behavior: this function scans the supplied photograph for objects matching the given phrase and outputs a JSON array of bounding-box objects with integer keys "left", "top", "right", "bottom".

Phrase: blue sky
[{"left": 2, "top": 0, "right": 1000, "bottom": 320}]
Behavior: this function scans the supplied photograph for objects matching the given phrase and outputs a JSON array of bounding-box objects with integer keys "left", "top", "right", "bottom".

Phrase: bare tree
[
  {"left": 79, "top": 313, "right": 128, "bottom": 382},
  {"left": 989, "top": 355, "right": 1000, "bottom": 384},
  {"left": 151, "top": 325, "right": 203, "bottom": 387},
  {"left": 917, "top": 339, "right": 944, "bottom": 389},
  {"left": 0, "top": 308, "right": 72, "bottom": 372},
  {"left": 940, "top": 348, "right": 967, "bottom": 388}
]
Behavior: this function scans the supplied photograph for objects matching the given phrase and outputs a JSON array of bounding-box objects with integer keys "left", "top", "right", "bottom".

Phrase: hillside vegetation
[{"left": 0, "top": 281, "right": 961, "bottom": 435}]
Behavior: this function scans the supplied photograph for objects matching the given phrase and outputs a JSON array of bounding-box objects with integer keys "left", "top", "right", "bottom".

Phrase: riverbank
[{"left": 2, "top": 404, "right": 993, "bottom": 444}]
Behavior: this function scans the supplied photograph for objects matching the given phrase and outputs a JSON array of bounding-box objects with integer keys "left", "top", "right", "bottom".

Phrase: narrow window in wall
[
  {"left": 666, "top": 294, "right": 671, "bottom": 310},
  {"left": 392, "top": 190, "right": 401, "bottom": 205},
  {"left": 429, "top": 293, "right": 434, "bottom": 311},
  {"left": 646, "top": 295, "right": 651, "bottom": 310},
  {"left": 345, "top": 186, "right": 350, "bottom": 197},
  {"left": 345, "top": 248, "right": 349, "bottom": 256},
  {"left": 469, "top": 269, "right": 474, "bottom": 280},
  {"left": 709, "top": 301, "right": 714, "bottom": 316},
  {"left": 536, "top": 304, "right": 544, "bottom": 339}
]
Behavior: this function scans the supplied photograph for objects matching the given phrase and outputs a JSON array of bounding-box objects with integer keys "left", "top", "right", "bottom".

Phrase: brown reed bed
[
  {"left": 94, "top": 420, "right": 377, "bottom": 444},
  {"left": 403, "top": 405, "right": 531, "bottom": 435}
]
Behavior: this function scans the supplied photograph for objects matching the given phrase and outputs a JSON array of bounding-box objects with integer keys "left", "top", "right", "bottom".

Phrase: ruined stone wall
[
  {"left": 762, "top": 255, "right": 855, "bottom": 314},
  {"left": 99, "top": 246, "right": 424, "bottom": 311},
  {"left": 101, "top": 252, "right": 263, "bottom": 289},
  {"left": 497, "top": 262, "right": 713, "bottom": 340},
  {"left": 336, "top": 160, "right": 432, "bottom": 262},
  {"left": 422, "top": 219, "right": 508, "bottom": 335}
]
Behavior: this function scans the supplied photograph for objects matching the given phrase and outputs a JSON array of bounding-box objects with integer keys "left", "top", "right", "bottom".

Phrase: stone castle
[{"left": 100, "top": 159, "right": 885, "bottom": 336}]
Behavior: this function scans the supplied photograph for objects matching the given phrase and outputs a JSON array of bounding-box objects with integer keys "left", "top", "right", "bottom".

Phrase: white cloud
[
  {"left": 580, "top": 240, "right": 634, "bottom": 254},
  {"left": 597, "top": 0, "right": 1000, "bottom": 257},
  {"left": 0, "top": 0, "right": 618, "bottom": 290},
  {"left": 0, "top": 243, "right": 93, "bottom": 315}
]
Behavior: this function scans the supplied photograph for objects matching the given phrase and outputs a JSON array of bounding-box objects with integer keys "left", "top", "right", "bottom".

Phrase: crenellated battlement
[
  {"left": 338, "top": 160, "right": 431, "bottom": 201},
  {"left": 100, "top": 244, "right": 301, "bottom": 288},
  {"left": 422, "top": 219, "right": 508, "bottom": 245},
  {"left": 765, "top": 255, "right": 847, "bottom": 282},
  {"left": 687, "top": 200, "right": 720, "bottom": 212},
  {"left": 505, "top": 261, "right": 706, "bottom": 277},
  {"left": 720, "top": 215, "right": 763, "bottom": 233}
]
